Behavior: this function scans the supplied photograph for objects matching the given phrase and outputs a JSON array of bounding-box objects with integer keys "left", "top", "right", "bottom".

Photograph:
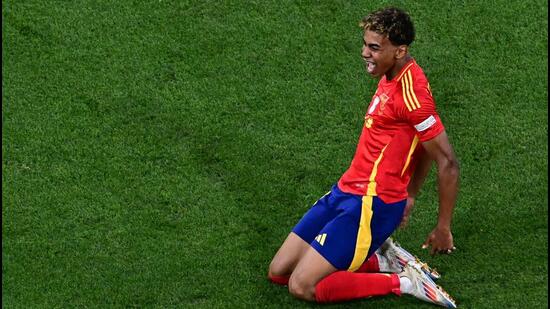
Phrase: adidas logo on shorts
[{"left": 315, "top": 233, "right": 327, "bottom": 246}]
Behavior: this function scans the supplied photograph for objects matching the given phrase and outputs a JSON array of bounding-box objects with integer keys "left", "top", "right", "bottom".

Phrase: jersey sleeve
[{"left": 398, "top": 79, "right": 445, "bottom": 142}]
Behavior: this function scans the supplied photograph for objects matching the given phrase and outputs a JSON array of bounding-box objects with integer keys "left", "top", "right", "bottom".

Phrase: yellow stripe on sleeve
[
  {"left": 403, "top": 73, "right": 418, "bottom": 111},
  {"left": 401, "top": 77, "right": 414, "bottom": 112},
  {"left": 405, "top": 71, "right": 421, "bottom": 109}
]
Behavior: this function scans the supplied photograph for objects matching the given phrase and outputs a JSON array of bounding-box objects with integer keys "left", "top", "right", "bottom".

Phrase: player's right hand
[{"left": 399, "top": 196, "right": 415, "bottom": 229}]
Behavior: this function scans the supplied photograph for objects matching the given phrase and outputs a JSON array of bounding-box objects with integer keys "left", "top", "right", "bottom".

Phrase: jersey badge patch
[{"left": 368, "top": 96, "right": 380, "bottom": 114}]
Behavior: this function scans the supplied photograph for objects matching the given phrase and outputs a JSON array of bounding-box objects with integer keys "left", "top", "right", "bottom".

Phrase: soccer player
[{"left": 267, "top": 6, "right": 460, "bottom": 308}]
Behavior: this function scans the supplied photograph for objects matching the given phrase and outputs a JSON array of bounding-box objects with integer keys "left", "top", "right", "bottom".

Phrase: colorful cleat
[
  {"left": 378, "top": 237, "right": 441, "bottom": 280},
  {"left": 400, "top": 261, "right": 457, "bottom": 308}
]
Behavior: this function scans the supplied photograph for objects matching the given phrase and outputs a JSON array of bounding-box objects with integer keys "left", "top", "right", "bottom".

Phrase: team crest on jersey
[{"left": 378, "top": 93, "right": 389, "bottom": 114}]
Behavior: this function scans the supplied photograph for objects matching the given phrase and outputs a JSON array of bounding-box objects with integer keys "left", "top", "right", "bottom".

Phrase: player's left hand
[{"left": 422, "top": 227, "right": 456, "bottom": 256}]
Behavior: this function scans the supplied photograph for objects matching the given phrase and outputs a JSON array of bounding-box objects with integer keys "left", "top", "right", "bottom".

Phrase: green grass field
[{"left": 3, "top": 0, "right": 547, "bottom": 307}]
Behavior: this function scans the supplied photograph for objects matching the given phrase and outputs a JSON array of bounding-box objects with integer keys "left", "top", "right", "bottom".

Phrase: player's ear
[{"left": 395, "top": 45, "right": 408, "bottom": 59}]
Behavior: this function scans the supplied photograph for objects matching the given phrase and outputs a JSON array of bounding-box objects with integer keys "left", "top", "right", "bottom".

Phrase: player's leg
[
  {"left": 290, "top": 195, "right": 406, "bottom": 303},
  {"left": 268, "top": 187, "right": 338, "bottom": 284},
  {"left": 341, "top": 196, "right": 456, "bottom": 307},
  {"left": 268, "top": 232, "right": 309, "bottom": 284},
  {"left": 355, "top": 253, "right": 381, "bottom": 272},
  {"left": 287, "top": 244, "right": 338, "bottom": 301},
  {"left": 283, "top": 193, "right": 457, "bottom": 306},
  {"left": 355, "top": 241, "right": 421, "bottom": 273},
  {"left": 355, "top": 237, "right": 441, "bottom": 282},
  {"left": 287, "top": 243, "right": 400, "bottom": 302}
]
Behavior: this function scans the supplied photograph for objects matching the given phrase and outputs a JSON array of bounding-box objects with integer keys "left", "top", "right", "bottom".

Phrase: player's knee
[
  {"left": 288, "top": 274, "right": 315, "bottom": 301},
  {"left": 268, "top": 257, "right": 291, "bottom": 278}
]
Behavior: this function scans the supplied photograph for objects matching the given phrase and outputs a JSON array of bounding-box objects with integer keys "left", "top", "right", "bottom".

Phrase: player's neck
[{"left": 385, "top": 55, "right": 413, "bottom": 81}]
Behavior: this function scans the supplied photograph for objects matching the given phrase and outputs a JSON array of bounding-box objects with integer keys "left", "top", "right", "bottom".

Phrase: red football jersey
[{"left": 338, "top": 59, "right": 445, "bottom": 203}]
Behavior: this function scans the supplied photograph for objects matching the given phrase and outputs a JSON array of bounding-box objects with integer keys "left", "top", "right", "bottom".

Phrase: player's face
[{"left": 361, "top": 30, "right": 400, "bottom": 79}]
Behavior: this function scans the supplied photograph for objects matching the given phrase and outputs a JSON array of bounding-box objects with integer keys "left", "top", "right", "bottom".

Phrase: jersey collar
[
  {"left": 382, "top": 58, "right": 416, "bottom": 85},
  {"left": 395, "top": 59, "right": 416, "bottom": 82}
]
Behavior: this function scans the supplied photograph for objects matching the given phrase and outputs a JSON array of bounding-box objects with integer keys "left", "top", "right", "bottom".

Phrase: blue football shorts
[{"left": 292, "top": 184, "right": 406, "bottom": 271}]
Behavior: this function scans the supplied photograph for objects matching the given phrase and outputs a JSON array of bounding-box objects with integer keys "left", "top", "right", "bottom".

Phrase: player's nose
[{"left": 361, "top": 46, "right": 370, "bottom": 58}]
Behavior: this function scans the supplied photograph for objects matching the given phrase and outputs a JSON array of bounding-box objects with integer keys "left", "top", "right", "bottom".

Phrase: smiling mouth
[{"left": 365, "top": 61, "right": 376, "bottom": 74}]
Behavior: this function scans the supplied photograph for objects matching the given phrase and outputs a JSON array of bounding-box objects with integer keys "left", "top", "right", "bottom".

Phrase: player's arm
[
  {"left": 400, "top": 151, "right": 433, "bottom": 228},
  {"left": 407, "top": 150, "right": 433, "bottom": 198},
  {"left": 420, "top": 130, "right": 459, "bottom": 255}
]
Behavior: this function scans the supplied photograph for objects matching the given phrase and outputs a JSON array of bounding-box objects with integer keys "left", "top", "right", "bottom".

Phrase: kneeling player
[{"left": 268, "top": 6, "right": 459, "bottom": 308}]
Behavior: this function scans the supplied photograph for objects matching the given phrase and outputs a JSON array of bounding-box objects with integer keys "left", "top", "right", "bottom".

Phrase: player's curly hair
[{"left": 360, "top": 7, "right": 415, "bottom": 46}]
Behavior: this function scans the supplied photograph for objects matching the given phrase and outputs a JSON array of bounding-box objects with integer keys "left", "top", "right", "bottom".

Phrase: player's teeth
[{"left": 367, "top": 62, "right": 375, "bottom": 73}]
